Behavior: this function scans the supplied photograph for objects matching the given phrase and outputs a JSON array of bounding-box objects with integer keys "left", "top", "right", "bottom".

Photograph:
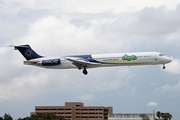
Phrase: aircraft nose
[{"left": 166, "top": 57, "right": 172, "bottom": 63}]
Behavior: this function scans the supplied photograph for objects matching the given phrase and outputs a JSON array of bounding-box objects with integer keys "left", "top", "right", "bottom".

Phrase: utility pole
[{"left": 153, "top": 109, "right": 155, "bottom": 120}]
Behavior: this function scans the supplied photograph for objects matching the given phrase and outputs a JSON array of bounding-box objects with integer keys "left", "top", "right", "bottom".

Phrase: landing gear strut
[
  {"left": 163, "top": 65, "right": 166, "bottom": 69},
  {"left": 82, "top": 67, "right": 88, "bottom": 75}
]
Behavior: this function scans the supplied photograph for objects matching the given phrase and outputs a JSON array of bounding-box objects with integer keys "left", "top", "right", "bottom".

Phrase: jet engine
[{"left": 41, "top": 59, "right": 61, "bottom": 66}]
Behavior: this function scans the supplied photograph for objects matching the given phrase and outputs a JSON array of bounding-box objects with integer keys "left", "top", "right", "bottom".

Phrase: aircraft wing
[{"left": 65, "top": 57, "right": 101, "bottom": 70}]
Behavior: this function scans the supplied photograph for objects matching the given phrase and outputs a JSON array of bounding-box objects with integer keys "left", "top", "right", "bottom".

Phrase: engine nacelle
[{"left": 42, "top": 59, "right": 61, "bottom": 66}]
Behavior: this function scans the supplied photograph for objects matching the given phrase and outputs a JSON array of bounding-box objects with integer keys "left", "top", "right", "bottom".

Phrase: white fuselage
[{"left": 25, "top": 52, "right": 172, "bottom": 70}]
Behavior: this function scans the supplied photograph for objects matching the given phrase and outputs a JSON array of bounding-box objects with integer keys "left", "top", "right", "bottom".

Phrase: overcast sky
[{"left": 0, "top": 0, "right": 180, "bottom": 119}]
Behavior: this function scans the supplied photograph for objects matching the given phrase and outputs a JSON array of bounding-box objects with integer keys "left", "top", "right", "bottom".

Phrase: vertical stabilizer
[{"left": 13, "top": 45, "right": 43, "bottom": 60}]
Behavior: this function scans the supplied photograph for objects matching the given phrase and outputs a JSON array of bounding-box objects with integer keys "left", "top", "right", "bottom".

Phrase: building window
[
  {"left": 81, "top": 109, "right": 88, "bottom": 111},
  {"left": 89, "top": 109, "right": 95, "bottom": 111},
  {"left": 58, "top": 109, "right": 64, "bottom": 110},
  {"left": 76, "top": 105, "right": 81, "bottom": 107},
  {"left": 96, "top": 113, "right": 102, "bottom": 114},
  {"left": 65, "top": 113, "right": 71, "bottom": 114},
  {"left": 104, "top": 109, "right": 108, "bottom": 112},
  {"left": 58, "top": 113, "right": 64, "bottom": 114},
  {"left": 43, "top": 109, "right": 49, "bottom": 110},
  {"left": 89, "top": 113, "right": 95, "bottom": 114},
  {"left": 65, "top": 109, "right": 71, "bottom": 110},
  {"left": 81, "top": 113, "right": 88, "bottom": 114},
  {"left": 36, "top": 109, "right": 42, "bottom": 111},
  {"left": 89, "top": 116, "right": 95, "bottom": 118},
  {"left": 65, "top": 116, "right": 71, "bottom": 118},
  {"left": 76, "top": 116, "right": 80, "bottom": 118},
  {"left": 76, "top": 113, "right": 80, "bottom": 114},
  {"left": 81, "top": 116, "right": 88, "bottom": 118},
  {"left": 96, "top": 116, "right": 102, "bottom": 118},
  {"left": 50, "top": 109, "right": 57, "bottom": 110},
  {"left": 76, "top": 109, "right": 80, "bottom": 110}
]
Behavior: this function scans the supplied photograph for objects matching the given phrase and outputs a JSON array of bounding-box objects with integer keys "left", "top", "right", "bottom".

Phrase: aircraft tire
[{"left": 83, "top": 69, "right": 88, "bottom": 75}]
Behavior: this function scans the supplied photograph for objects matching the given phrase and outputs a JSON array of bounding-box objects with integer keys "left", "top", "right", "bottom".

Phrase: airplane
[{"left": 11, "top": 44, "right": 172, "bottom": 75}]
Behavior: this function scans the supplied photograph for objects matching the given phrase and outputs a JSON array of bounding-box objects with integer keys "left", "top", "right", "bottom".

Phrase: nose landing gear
[{"left": 163, "top": 65, "right": 166, "bottom": 69}]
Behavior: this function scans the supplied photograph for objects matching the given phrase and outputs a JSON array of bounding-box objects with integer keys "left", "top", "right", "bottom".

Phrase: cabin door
[{"left": 154, "top": 54, "right": 158, "bottom": 60}]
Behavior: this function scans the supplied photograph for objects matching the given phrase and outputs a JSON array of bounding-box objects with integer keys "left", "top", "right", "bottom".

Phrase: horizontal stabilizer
[{"left": 24, "top": 61, "right": 40, "bottom": 65}]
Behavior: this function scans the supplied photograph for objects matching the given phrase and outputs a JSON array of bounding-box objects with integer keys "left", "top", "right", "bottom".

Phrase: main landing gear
[{"left": 82, "top": 67, "right": 88, "bottom": 75}]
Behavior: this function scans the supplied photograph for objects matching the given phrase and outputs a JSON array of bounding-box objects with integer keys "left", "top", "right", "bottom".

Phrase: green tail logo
[{"left": 122, "top": 54, "right": 137, "bottom": 61}]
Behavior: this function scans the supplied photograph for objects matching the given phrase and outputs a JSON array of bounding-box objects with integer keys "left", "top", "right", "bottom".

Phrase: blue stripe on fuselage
[{"left": 66, "top": 54, "right": 110, "bottom": 64}]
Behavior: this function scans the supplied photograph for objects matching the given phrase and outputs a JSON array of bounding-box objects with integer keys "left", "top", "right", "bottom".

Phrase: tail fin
[{"left": 12, "top": 45, "right": 43, "bottom": 60}]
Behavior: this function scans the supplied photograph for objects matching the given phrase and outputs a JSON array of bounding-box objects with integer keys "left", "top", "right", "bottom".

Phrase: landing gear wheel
[
  {"left": 83, "top": 69, "right": 88, "bottom": 75},
  {"left": 163, "top": 66, "right": 166, "bottom": 69}
]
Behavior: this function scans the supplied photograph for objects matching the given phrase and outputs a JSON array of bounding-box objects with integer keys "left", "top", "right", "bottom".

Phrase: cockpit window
[{"left": 159, "top": 53, "right": 164, "bottom": 56}]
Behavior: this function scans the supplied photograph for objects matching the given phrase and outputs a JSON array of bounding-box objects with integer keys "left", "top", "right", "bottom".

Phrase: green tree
[
  {"left": 42, "top": 113, "right": 47, "bottom": 120},
  {"left": 38, "top": 113, "right": 43, "bottom": 120},
  {"left": 0, "top": 117, "right": 3, "bottom": 120},
  {"left": 4, "top": 113, "right": 13, "bottom": 120},
  {"left": 30, "top": 114, "right": 36, "bottom": 120},
  {"left": 17, "top": 118, "right": 23, "bottom": 120},
  {"left": 156, "top": 111, "right": 161, "bottom": 120},
  {"left": 169, "top": 113, "right": 172, "bottom": 120},
  {"left": 161, "top": 113, "right": 165, "bottom": 119}
]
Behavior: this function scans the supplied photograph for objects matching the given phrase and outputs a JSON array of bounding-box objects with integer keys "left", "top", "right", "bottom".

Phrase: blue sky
[{"left": 0, "top": 0, "right": 180, "bottom": 119}]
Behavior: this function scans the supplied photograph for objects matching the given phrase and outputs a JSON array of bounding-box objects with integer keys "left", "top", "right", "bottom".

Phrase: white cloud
[
  {"left": 0, "top": 72, "right": 48, "bottom": 100},
  {"left": 13, "top": 15, "right": 132, "bottom": 55},
  {"left": 165, "top": 29, "right": 180, "bottom": 46},
  {"left": 151, "top": 82, "right": 157, "bottom": 85},
  {"left": 77, "top": 94, "right": 95, "bottom": 101},
  {"left": 1, "top": 0, "right": 180, "bottom": 14},
  {"left": 155, "top": 80, "right": 180, "bottom": 93},
  {"left": 0, "top": 2, "right": 180, "bottom": 102},
  {"left": 147, "top": 102, "right": 158, "bottom": 106},
  {"left": 165, "top": 58, "right": 180, "bottom": 74}
]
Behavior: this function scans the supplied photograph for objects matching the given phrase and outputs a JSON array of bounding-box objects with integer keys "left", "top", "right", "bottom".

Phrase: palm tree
[
  {"left": 47, "top": 113, "right": 51, "bottom": 120},
  {"left": 161, "top": 113, "right": 165, "bottom": 119},
  {"left": 169, "top": 113, "right": 172, "bottom": 120},
  {"left": 35, "top": 114, "right": 39, "bottom": 120},
  {"left": 52, "top": 114, "right": 56, "bottom": 120},
  {"left": 166, "top": 113, "right": 172, "bottom": 120},
  {"left": 39, "top": 113, "right": 43, "bottom": 120},
  {"left": 4, "top": 113, "right": 13, "bottom": 120},
  {"left": 156, "top": 111, "right": 161, "bottom": 120},
  {"left": 42, "top": 113, "right": 47, "bottom": 120},
  {"left": 31, "top": 114, "right": 35, "bottom": 120}
]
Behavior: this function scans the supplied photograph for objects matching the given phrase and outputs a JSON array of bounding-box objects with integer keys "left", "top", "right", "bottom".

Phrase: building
[
  {"left": 108, "top": 113, "right": 155, "bottom": 120},
  {"left": 31, "top": 102, "right": 113, "bottom": 120}
]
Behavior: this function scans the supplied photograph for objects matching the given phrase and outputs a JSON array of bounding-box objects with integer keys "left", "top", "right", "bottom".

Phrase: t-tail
[{"left": 12, "top": 45, "right": 43, "bottom": 60}]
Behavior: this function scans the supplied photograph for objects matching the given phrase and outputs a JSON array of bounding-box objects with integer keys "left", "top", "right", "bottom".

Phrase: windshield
[{"left": 159, "top": 53, "right": 164, "bottom": 56}]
